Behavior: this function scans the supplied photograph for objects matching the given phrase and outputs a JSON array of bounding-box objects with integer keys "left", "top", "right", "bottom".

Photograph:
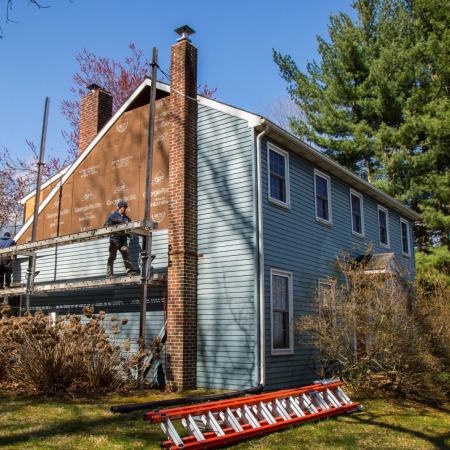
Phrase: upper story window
[
  {"left": 271, "top": 269, "right": 294, "bottom": 355},
  {"left": 377, "top": 205, "right": 390, "bottom": 247},
  {"left": 400, "top": 218, "right": 410, "bottom": 256},
  {"left": 268, "top": 144, "right": 290, "bottom": 207},
  {"left": 314, "top": 169, "right": 332, "bottom": 224},
  {"left": 350, "top": 189, "right": 364, "bottom": 236}
]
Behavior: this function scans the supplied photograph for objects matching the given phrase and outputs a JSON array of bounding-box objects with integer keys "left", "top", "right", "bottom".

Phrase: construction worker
[
  {"left": 0, "top": 231, "right": 16, "bottom": 289},
  {"left": 105, "top": 200, "right": 140, "bottom": 277}
]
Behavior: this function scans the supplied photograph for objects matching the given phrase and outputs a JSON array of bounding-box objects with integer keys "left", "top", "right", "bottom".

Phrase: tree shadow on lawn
[
  {"left": 0, "top": 406, "right": 162, "bottom": 447},
  {"left": 336, "top": 406, "right": 450, "bottom": 449}
]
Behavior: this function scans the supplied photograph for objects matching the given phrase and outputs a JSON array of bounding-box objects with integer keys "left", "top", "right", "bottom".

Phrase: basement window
[
  {"left": 271, "top": 269, "right": 294, "bottom": 355},
  {"left": 350, "top": 189, "right": 364, "bottom": 236},
  {"left": 268, "top": 144, "right": 290, "bottom": 207},
  {"left": 314, "top": 169, "right": 332, "bottom": 224},
  {"left": 400, "top": 218, "right": 410, "bottom": 256},
  {"left": 378, "top": 205, "right": 390, "bottom": 247}
]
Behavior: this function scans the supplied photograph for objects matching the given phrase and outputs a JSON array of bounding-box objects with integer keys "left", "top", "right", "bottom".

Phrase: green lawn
[{"left": 0, "top": 390, "right": 448, "bottom": 449}]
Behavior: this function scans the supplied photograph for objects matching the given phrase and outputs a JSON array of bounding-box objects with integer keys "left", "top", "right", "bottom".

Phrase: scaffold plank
[
  {"left": 0, "top": 220, "right": 153, "bottom": 256},
  {"left": 0, "top": 273, "right": 166, "bottom": 297}
]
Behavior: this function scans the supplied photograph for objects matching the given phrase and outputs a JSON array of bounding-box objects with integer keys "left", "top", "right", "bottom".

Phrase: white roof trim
[
  {"left": 19, "top": 166, "right": 70, "bottom": 205},
  {"left": 196, "top": 95, "right": 262, "bottom": 127}
]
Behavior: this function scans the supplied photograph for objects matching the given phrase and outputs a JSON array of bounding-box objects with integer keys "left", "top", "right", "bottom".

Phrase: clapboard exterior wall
[
  {"left": 261, "top": 138, "right": 415, "bottom": 390},
  {"left": 196, "top": 104, "right": 257, "bottom": 389}
]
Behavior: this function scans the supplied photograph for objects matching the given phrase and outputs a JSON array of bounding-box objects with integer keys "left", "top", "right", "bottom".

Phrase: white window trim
[
  {"left": 377, "top": 205, "right": 390, "bottom": 248},
  {"left": 270, "top": 268, "right": 294, "bottom": 356},
  {"left": 349, "top": 189, "right": 365, "bottom": 237},
  {"left": 400, "top": 217, "right": 411, "bottom": 257},
  {"left": 314, "top": 169, "right": 333, "bottom": 225},
  {"left": 267, "top": 143, "right": 290, "bottom": 208}
]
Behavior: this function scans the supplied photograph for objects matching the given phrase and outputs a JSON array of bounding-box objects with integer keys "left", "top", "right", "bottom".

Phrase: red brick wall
[
  {"left": 79, "top": 87, "right": 113, "bottom": 154},
  {"left": 166, "top": 37, "right": 198, "bottom": 390}
]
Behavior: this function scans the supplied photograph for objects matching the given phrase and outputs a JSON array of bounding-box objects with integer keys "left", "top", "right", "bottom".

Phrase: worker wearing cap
[
  {"left": 0, "top": 231, "right": 16, "bottom": 289},
  {"left": 104, "top": 200, "right": 139, "bottom": 277}
]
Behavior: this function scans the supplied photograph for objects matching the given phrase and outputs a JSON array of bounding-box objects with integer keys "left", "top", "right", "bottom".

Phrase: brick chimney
[
  {"left": 78, "top": 83, "right": 113, "bottom": 154},
  {"left": 166, "top": 26, "right": 198, "bottom": 391}
]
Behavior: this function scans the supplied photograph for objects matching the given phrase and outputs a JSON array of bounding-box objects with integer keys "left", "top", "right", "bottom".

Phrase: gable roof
[{"left": 15, "top": 78, "right": 419, "bottom": 241}]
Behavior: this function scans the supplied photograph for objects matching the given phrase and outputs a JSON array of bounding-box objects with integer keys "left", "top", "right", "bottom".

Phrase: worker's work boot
[{"left": 127, "top": 269, "right": 140, "bottom": 276}]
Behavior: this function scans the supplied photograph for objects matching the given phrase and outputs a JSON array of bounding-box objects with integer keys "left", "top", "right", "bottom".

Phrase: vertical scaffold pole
[
  {"left": 139, "top": 47, "right": 158, "bottom": 387},
  {"left": 25, "top": 97, "right": 50, "bottom": 313}
]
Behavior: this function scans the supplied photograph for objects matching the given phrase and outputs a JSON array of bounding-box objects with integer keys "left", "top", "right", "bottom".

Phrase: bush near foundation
[
  {"left": 296, "top": 254, "right": 449, "bottom": 402},
  {"left": 0, "top": 305, "right": 138, "bottom": 394}
]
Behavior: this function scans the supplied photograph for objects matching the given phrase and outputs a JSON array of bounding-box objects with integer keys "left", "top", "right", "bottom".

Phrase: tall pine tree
[{"left": 274, "top": 0, "right": 449, "bottom": 282}]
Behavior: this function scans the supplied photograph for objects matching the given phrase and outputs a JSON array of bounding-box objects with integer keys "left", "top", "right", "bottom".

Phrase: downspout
[{"left": 255, "top": 124, "right": 269, "bottom": 386}]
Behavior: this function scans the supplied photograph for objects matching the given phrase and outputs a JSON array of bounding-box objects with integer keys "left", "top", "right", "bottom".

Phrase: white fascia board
[
  {"left": 258, "top": 118, "right": 420, "bottom": 221},
  {"left": 19, "top": 166, "right": 70, "bottom": 205},
  {"left": 15, "top": 78, "right": 152, "bottom": 241},
  {"left": 196, "top": 95, "right": 262, "bottom": 127},
  {"left": 156, "top": 78, "right": 263, "bottom": 127}
]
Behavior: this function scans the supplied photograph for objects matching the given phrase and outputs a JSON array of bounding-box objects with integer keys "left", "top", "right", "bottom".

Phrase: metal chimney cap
[
  {"left": 174, "top": 25, "right": 196, "bottom": 41},
  {"left": 87, "top": 83, "right": 101, "bottom": 92}
]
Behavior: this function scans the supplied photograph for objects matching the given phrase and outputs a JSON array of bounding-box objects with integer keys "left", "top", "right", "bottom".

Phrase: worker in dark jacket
[
  {"left": 0, "top": 231, "right": 16, "bottom": 289},
  {"left": 105, "top": 200, "right": 139, "bottom": 277}
]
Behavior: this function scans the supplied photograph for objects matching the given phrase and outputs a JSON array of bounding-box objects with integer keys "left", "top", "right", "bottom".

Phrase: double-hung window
[
  {"left": 314, "top": 169, "right": 332, "bottom": 224},
  {"left": 268, "top": 144, "right": 290, "bottom": 207},
  {"left": 400, "top": 218, "right": 410, "bottom": 256},
  {"left": 350, "top": 189, "right": 364, "bottom": 236},
  {"left": 378, "top": 205, "right": 390, "bottom": 247},
  {"left": 271, "top": 269, "right": 293, "bottom": 355}
]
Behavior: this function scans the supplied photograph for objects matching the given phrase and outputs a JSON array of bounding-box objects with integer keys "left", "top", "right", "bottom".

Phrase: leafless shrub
[
  {"left": 416, "top": 276, "right": 450, "bottom": 364},
  {"left": 0, "top": 305, "right": 137, "bottom": 394},
  {"left": 296, "top": 253, "right": 445, "bottom": 401}
]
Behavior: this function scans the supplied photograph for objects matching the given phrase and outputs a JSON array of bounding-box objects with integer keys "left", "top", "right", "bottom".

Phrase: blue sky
[{"left": 0, "top": 0, "right": 354, "bottom": 161}]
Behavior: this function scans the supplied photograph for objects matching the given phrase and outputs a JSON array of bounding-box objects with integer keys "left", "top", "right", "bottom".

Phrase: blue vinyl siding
[
  {"left": 196, "top": 104, "right": 257, "bottom": 390},
  {"left": 16, "top": 230, "right": 167, "bottom": 283},
  {"left": 261, "top": 138, "right": 415, "bottom": 389}
]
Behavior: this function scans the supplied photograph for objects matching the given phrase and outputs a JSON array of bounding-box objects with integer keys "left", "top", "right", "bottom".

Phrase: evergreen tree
[{"left": 274, "top": 0, "right": 449, "bottom": 281}]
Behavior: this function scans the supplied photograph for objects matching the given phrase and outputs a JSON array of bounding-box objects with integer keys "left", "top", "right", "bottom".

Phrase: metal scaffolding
[
  {"left": 0, "top": 220, "right": 153, "bottom": 257},
  {"left": 0, "top": 220, "right": 160, "bottom": 298}
]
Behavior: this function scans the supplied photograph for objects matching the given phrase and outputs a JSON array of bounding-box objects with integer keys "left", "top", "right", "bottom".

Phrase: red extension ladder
[{"left": 145, "top": 381, "right": 361, "bottom": 449}]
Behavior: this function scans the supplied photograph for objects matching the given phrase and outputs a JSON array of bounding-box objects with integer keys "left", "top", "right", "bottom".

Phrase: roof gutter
[{"left": 256, "top": 118, "right": 420, "bottom": 222}]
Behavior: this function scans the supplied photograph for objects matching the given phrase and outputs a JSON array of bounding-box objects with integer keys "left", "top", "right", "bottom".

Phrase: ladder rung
[
  {"left": 336, "top": 386, "right": 352, "bottom": 404},
  {"left": 288, "top": 396, "right": 305, "bottom": 417},
  {"left": 274, "top": 398, "right": 291, "bottom": 421},
  {"left": 325, "top": 389, "right": 342, "bottom": 408},
  {"left": 301, "top": 393, "right": 318, "bottom": 414},
  {"left": 258, "top": 401, "right": 276, "bottom": 425},
  {"left": 206, "top": 411, "right": 225, "bottom": 437},
  {"left": 161, "top": 418, "right": 183, "bottom": 447},
  {"left": 243, "top": 405, "right": 260, "bottom": 429},
  {"left": 221, "top": 408, "right": 243, "bottom": 433}
]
